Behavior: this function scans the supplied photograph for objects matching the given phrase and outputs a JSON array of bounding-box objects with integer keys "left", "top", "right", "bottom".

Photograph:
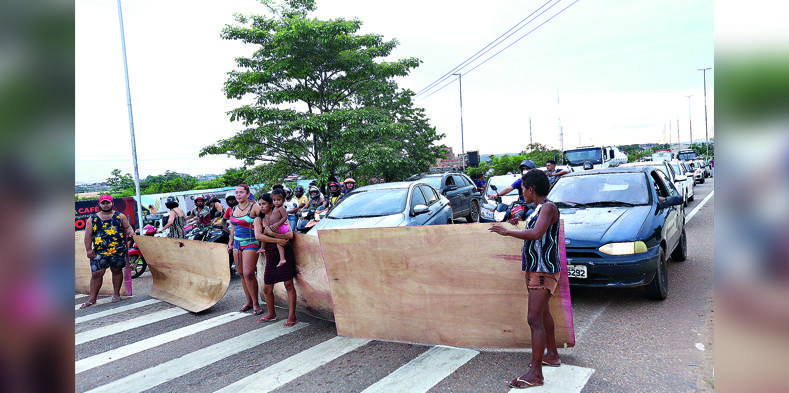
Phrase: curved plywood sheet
[
  {"left": 75, "top": 232, "right": 131, "bottom": 296},
  {"left": 317, "top": 221, "right": 574, "bottom": 349},
  {"left": 257, "top": 233, "right": 335, "bottom": 321},
  {"left": 135, "top": 236, "right": 230, "bottom": 313}
]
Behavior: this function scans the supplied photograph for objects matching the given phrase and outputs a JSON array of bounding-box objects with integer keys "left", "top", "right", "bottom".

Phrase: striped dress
[
  {"left": 521, "top": 202, "right": 561, "bottom": 273},
  {"left": 230, "top": 203, "right": 260, "bottom": 251}
]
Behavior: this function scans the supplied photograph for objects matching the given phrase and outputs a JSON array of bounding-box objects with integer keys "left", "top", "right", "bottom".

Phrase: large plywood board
[
  {"left": 75, "top": 232, "right": 131, "bottom": 296},
  {"left": 257, "top": 233, "right": 335, "bottom": 321},
  {"left": 318, "top": 222, "right": 575, "bottom": 349},
  {"left": 135, "top": 236, "right": 230, "bottom": 313}
]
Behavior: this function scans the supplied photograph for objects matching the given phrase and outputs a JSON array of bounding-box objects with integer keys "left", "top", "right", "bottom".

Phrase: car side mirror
[
  {"left": 490, "top": 185, "right": 498, "bottom": 191},
  {"left": 412, "top": 204, "right": 429, "bottom": 216}
]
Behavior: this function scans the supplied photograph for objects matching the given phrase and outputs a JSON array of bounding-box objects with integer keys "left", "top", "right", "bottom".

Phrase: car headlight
[
  {"left": 481, "top": 208, "right": 494, "bottom": 219},
  {"left": 598, "top": 241, "right": 648, "bottom": 255}
]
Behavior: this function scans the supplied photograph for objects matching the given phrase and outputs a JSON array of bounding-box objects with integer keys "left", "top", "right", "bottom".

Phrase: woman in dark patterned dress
[{"left": 254, "top": 192, "right": 298, "bottom": 327}]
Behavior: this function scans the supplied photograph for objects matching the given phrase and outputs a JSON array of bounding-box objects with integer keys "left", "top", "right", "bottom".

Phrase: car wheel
[
  {"left": 645, "top": 246, "right": 668, "bottom": 300},
  {"left": 671, "top": 228, "right": 688, "bottom": 262},
  {"left": 689, "top": 193, "right": 694, "bottom": 202},
  {"left": 700, "top": 177, "right": 705, "bottom": 184},
  {"left": 465, "top": 200, "right": 480, "bottom": 223}
]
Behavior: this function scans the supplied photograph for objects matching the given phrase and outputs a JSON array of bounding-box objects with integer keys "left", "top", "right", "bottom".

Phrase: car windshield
[
  {"left": 563, "top": 148, "right": 602, "bottom": 165},
  {"left": 549, "top": 172, "right": 650, "bottom": 205},
  {"left": 670, "top": 163, "right": 683, "bottom": 175},
  {"left": 327, "top": 188, "right": 407, "bottom": 219},
  {"left": 486, "top": 176, "right": 519, "bottom": 196}
]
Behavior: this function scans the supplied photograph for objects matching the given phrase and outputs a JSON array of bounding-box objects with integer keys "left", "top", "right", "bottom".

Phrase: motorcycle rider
[
  {"left": 221, "top": 191, "right": 239, "bottom": 234},
  {"left": 326, "top": 180, "right": 342, "bottom": 208},
  {"left": 342, "top": 177, "right": 356, "bottom": 197},
  {"left": 187, "top": 194, "right": 211, "bottom": 227},
  {"left": 293, "top": 185, "right": 308, "bottom": 211},
  {"left": 206, "top": 193, "right": 224, "bottom": 222},
  {"left": 487, "top": 159, "right": 537, "bottom": 203}
]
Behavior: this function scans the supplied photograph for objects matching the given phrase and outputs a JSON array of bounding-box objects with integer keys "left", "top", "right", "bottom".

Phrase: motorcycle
[
  {"left": 489, "top": 185, "right": 530, "bottom": 223},
  {"left": 187, "top": 219, "right": 236, "bottom": 275},
  {"left": 296, "top": 204, "right": 328, "bottom": 233},
  {"left": 128, "top": 224, "right": 156, "bottom": 279}
]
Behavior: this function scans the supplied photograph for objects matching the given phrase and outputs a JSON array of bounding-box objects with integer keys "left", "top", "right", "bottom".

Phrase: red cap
[{"left": 99, "top": 195, "right": 113, "bottom": 203}]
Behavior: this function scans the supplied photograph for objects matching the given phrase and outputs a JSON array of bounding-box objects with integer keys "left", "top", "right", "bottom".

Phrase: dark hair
[
  {"left": 271, "top": 188, "right": 286, "bottom": 199},
  {"left": 258, "top": 192, "right": 273, "bottom": 205},
  {"left": 165, "top": 201, "right": 179, "bottom": 209},
  {"left": 522, "top": 169, "right": 550, "bottom": 197},
  {"left": 237, "top": 184, "right": 251, "bottom": 195},
  {"left": 546, "top": 159, "right": 556, "bottom": 165}
]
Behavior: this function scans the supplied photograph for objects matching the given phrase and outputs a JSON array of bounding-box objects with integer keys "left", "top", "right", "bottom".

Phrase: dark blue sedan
[{"left": 548, "top": 167, "right": 686, "bottom": 300}]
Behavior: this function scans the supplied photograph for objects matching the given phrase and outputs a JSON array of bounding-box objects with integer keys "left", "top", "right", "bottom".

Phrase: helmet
[
  {"left": 194, "top": 195, "right": 206, "bottom": 202},
  {"left": 166, "top": 196, "right": 177, "bottom": 204},
  {"left": 519, "top": 159, "right": 536, "bottom": 171},
  {"left": 143, "top": 224, "right": 156, "bottom": 235},
  {"left": 308, "top": 185, "right": 320, "bottom": 199},
  {"left": 225, "top": 191, "right": 236, "bottom": 200},
  {"left": 294, "top": 185, "right": 304, "bottom": 196},
  {"left": 285, "top": 187, "right": 293, "bottom": 198},
  {"left": 344, "top": 177, "right": 356, "bottom": 184},
  {"left": 328, "top": 181, "right": 339, "bottom": 191}
]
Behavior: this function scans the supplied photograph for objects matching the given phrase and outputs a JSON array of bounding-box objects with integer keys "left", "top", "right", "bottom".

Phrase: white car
[
  {"left": 686, "top": 161, "right": 705, "bottom": 184},
  {"left": 668, "top": 160, "right": 695, "bottom": 203}
]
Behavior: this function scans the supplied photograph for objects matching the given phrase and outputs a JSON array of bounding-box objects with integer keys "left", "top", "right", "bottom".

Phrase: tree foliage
[
  {"left": 200, "top": 0, "right": 445, "bottom": 187},
  {"left": 106, "top": 169, "right": 135, "bottom": 193}
]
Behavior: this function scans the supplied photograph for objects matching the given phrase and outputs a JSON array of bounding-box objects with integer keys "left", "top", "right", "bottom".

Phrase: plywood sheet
[
  {"left": 74, "top": 232, "right": 131, "bottom": 296},
  {"left": 318, "top": 222, "right": 575, "bottom": 349},
  {"left": 257, "top": 233, "right": 335, "bottom": 321},
  {"left": 135, "top": 236, "right": 230, "bottom": 313}
]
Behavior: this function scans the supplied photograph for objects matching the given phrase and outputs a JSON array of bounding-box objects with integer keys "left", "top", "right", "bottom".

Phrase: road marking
[
  {"left": 215, "top": 336, "right": 371, "bottom": 393},
  {"left": 84, "top": 322, "right": 308, "bottom": 393},
  {"left": 506, "top": 364, "right": 594, "bottom": 393},
  {"left": 686, "top": 190, "right": 713, "bottom": 223},
  {"left": 574, "top": 300, "right": 611, "bottom": 341},
  {"left": 75, "top": 299, "right": 161, "bottom": 324},
  {"left": 75, "top": 311, "right": 248, "bottom": 374},
  {"left": 75, "top": 307, "right": 189, "bottom": 345},
  {"left": 360, "top": 346, "right": 479, "bottom": 393}
]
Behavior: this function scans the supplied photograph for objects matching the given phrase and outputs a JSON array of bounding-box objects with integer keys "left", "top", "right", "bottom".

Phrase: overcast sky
[{"left": 75, "top": 0, "right": 713, "bottom": 183}]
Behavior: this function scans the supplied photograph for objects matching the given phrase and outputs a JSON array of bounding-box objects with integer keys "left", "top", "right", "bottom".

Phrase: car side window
[
  {"left": 444, "top": 176, "right": 455, "bottom": 187},
  {"left": 411, "top": 186, "right": 427, "bottom": 208},
  {"left": 653, "top": 170, "right": 677, "bottom": 197},
  {"left": 664, "top": 163, "right": 675, "bottom": 179},
  {"left": 452, "top": 174, "right": 468, "bottom": 187},
  {"left": 420, "top": 186, "right": 439, "bottom": 205}
]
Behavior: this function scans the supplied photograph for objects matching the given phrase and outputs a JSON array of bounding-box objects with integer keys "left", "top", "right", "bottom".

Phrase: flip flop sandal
[
  {"left": 253, "top": 309, "right": 265, "bottom": 315},
  {"left": 111, "top": 296, "right": 123, "bottom": 302},
  {"left": 507, "top": 378, "right": 543, "bottom": 389},
  {"left": 239, "top": 305, "right": 253, "bottom": 312},
  {"left": 258, "top": 315, "right": 277, "bottom": 322},
  {"left": 79, "top": 301, "right": 96, "bottom": 309},
  {"left": 283, "top": 321, "right": 297, "bottom": 327}
]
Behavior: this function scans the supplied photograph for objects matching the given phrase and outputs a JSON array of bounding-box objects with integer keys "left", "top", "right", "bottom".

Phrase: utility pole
[
  {"left": 685, "top": 95, "right": 693, "bottom": 148},
  {"left": 452, "top": 73, "right": 465, "bottom": 171},
  {"left": 529, "top": 117, "right": 533, "bottom": 145},
  {"left": 698, "top": 67, "right": 712, "bottom": 156},
  {"left": 676, "top": 116, "right": 680, "bottom": 149},
  {"left": 557, "top": 89, "right": 563, "bottom": 163},
  {"left": 117, "top": 0, "right": 143, "bottom": 230}
]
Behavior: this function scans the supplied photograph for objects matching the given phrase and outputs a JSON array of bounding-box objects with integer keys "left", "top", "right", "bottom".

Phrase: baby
[{"left": 259, "top": 188, "right": 290, "bottom": 267}]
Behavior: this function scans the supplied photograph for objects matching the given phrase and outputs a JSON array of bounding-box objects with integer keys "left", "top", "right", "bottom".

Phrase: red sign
[{"left": 75, "top": 197, "right": 138, "bottom": 231}]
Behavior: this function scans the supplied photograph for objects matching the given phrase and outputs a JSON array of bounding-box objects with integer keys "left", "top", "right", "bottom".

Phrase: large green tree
[{"left": 200, "top": 0, "right": 445, "bottom": 186}]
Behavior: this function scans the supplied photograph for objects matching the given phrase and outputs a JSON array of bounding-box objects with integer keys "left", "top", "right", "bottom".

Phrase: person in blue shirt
[
  {"left": 474, "top": 173, "right": 487, "bottom": 193},
  {"left": 487, "top": 159, "right": 536, "bottom": 203}
]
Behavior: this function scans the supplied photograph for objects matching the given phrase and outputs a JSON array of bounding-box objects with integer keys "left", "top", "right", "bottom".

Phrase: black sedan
[
  {"left": 406, "top": 172, "right": 483, "bottom": 223},
  {"left": 548, "top": 167, "right": 686, "bottom": 300}
]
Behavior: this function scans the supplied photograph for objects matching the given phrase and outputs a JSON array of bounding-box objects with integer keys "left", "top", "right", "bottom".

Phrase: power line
[
  {"left": 415, "top": 0, "right": 556, "bottom": 97},
  {"left": 417, "top": 0, "right": 581, "bottom": 101}
]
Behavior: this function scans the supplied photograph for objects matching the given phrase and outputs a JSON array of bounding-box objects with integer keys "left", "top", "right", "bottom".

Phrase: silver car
[{"left": 308, "top": 182, "right": 453, "bottom": 235}]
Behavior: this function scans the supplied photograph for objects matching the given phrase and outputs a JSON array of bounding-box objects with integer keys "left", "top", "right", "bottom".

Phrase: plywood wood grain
[
  {"left": 318, "top": 222, "right": 574, "bottom": 349},
  {"left": 75, "top": 232, "right": 131, "bottom": 296},
  {"left": 257, "top": 233, "right": 335, "bottom": 321},
  {"left": 135, "top": 236, "right": 230, "bottom": 313}
]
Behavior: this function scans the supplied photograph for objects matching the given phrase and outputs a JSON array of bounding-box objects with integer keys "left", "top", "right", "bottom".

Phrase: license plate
[{"left": 567, "top": 264, "right": 587, "bottom": 279}]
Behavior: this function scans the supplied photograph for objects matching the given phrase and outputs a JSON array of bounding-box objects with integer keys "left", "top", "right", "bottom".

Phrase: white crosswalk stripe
[
  {"left": 75, "top": 299, "right": 161, "bottom": 324},
  {"left": 84, "top": 322, "right": 308, "bottom": 393},
  {"left": 75, "top": 307, "right": 189, "bottom": 345},
  {"left": 75, "top": 296, "right": 128, "bottom": 311},
  {"left": 506, "top": 364, "right": 594, "bottom": 392},
  {"left": 75, "top": 311, "right": 248, "bottom": 374},
  {"left": 215, "top": 336, "right": 372, "bottom": 393},
  {"left": 360, "top": 346, "right": 479, "bottom": 393}
]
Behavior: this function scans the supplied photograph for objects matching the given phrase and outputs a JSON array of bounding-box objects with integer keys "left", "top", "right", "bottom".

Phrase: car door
[
  {"left": 442, "top": 175, "right": 465, "bottom": 217},
  {"left": 451, "top": 174, "right": 473, "bottom": 214},
  {"left": 409, "top": 185, "right": 431, "bottom": 226},
  {"left": 651, "top": 170, "right": 681, "bottom": 250},
  {"left": 418, "top": 185, "right": 446, "bottom": 225}
]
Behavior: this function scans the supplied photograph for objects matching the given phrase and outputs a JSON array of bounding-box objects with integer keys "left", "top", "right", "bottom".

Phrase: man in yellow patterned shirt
[{"left": 80, "top": 195, "right": 134, "bottom": 309}]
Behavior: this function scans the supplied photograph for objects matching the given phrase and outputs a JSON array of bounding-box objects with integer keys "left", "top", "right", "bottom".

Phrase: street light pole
[
  {"left": 698, "top": 67, "right": 711, "bottom": 156},
  {"left": 452, "top": 73, "right": 465, "bottom": 171},
  {"left": 685, "top": 95, "right": 693, "bottom": 148}
]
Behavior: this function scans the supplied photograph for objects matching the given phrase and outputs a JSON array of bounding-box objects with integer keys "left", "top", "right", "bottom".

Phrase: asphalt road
[{"left": 75, "top": 177, "right": 715, "bottom": 393}]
